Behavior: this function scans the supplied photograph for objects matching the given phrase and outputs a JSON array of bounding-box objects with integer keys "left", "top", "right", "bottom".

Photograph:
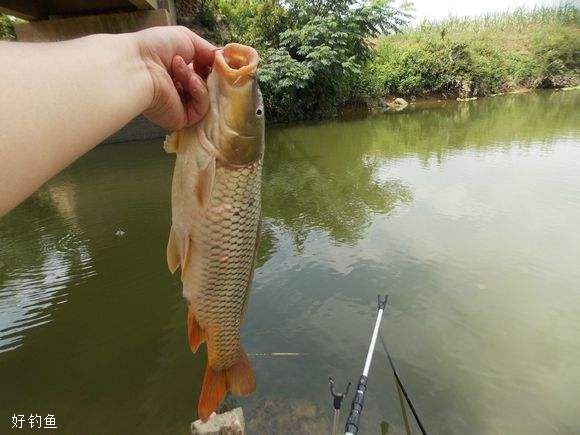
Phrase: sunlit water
[{"left": 1, "top": 90, "right": 579, "bottom": 434}]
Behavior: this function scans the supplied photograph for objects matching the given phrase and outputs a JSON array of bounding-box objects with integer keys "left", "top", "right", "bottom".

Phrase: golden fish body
[
  {"left": 164, "top": 43, "right": 264, "bottom": 421},
  {"left": 173, "top": 141, "right": 262, "bottom": 369}
]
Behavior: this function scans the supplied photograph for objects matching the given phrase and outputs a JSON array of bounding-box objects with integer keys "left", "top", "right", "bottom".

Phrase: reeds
[{"left": 414, "top": 2, "right": 578, "bottom": 35}]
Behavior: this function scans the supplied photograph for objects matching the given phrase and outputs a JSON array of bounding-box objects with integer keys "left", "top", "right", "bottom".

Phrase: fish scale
[{"left": 188, "top": 159, "right": 262, "bottom": 370}]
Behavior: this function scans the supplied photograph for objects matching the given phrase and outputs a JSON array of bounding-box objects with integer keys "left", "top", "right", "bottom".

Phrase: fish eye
[{"left": 256, "top": 108, "right": 263, "bottom": 116}]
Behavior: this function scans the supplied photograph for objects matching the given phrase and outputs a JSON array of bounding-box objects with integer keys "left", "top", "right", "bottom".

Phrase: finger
[
  {"left": 143, "top": 76, "right": 187, "bottom": 131},
  {"left": 187, "top": 31, "right": 217, "bottom": 75},
  {"left": 138, "top": 26, "right": 216, "bottom": 73},
  {"left": 171, "top": 27, "right": 216, "bottom": 78},
  {"left": 172, "top": 56, "right": 210, "bottom": 126}
]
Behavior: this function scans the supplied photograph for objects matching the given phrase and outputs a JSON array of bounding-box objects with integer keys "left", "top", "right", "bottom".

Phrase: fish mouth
[{"left": 214, "top": 43, "right": 259, "bottom": 86}]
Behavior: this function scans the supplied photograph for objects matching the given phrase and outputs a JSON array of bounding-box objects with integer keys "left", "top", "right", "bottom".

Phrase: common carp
[{"left": 164, "top": 43, "right": 264, "bottom": 421}]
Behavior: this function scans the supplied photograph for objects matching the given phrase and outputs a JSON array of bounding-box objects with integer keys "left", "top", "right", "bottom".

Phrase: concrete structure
[
  {"left": 0, "top": 1, "right": 177, "bottom": 41},
  {"left": 1, "top": 0, "right": 179, "bottom": 143},
  {"left": 191, "top": 408, "right": 245, "bottom": 435}
]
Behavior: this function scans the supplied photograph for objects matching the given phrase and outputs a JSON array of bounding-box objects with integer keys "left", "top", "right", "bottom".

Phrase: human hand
[{"left": 133, "top": 26, "right": 216, "bottom": 131}]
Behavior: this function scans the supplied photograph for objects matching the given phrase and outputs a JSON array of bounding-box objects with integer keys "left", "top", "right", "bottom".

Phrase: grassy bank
[
  {"left": 361, "top": 4, "right": 579, "bottom": 101},
  {"left": 3, "top": 2, "right": 577, "bottom": 122},
  {"left": 189, "top": 1, "right": 578, "bottom": 121}
]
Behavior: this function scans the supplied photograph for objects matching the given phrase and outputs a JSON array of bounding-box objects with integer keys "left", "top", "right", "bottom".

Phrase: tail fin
[
  {"left": 226, "top": 348, "right": 256, "bottom": 396},
  {"left": 197, "top": 348, "right": 256, "bottom": 422},
  {"left": 198, "top": 365, "right": 227, "bottom": 423}
]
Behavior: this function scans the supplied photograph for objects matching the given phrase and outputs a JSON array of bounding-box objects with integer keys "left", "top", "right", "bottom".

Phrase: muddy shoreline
[{"left": 342, "top": 85, "right": 580, "bottom": 118}]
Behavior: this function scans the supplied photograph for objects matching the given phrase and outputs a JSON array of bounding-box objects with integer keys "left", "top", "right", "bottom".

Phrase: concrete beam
[
  {"left": 127, "top": 0, "right": 158, "bottom": 9},
  {"left": 0, "top": 0, "right": 160, "bottom": 20},
  {"left": 0, "top": 1, "right": 48, "bottom": 20},
  {"left": 158, "top": 0, "right": 176, "bottom": 25},
  {"left": 15, "top": 9, "right": 171, "bottom": 42}
]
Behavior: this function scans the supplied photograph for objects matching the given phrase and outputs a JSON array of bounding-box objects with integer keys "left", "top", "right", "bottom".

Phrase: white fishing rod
[{"left": 344, "top": 294, "right": 388, "bottom": 435}]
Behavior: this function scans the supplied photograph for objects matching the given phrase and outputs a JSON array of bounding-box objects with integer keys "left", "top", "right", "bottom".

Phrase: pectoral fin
[
  {"left": 167, "top": 227, "right": 194, "bottom": 280},
  {"left": 196, "top": 157, "right": 216, "bottom": 208},
  {"left": 164, "top": 131, "right": 180, "bottom": 153},
  {"left": 167, "top": 225, "right": 180, "bottom": 274}
]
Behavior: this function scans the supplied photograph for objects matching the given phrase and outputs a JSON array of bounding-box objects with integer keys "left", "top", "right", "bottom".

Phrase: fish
[{"left": 163, "top": 43, "right": 265, "bottom": 421}]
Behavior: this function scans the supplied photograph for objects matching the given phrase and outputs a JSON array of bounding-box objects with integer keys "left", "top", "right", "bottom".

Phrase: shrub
[
  {"left": 369, "top": 2, "right": 579, "bottom": 98},
  {"left": 209, "top": 0, "right": 410, "bottom": 121},
  {"left": 0, "top": 14, "right": 16, "bottom": 40}
]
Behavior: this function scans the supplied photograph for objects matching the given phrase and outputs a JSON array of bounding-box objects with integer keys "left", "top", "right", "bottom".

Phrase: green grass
[{"left": 364, "top": 3, "right": 579, "bottom": 99}]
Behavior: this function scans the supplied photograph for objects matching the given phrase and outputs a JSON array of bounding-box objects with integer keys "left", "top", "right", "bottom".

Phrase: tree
[{"left": 213, "top": 0, "right": 411, "bottom": 121}]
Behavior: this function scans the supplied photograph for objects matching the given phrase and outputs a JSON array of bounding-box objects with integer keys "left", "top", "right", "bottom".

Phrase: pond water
[{"left": 1, "top": 90, "right": 579, "bottom": 434}]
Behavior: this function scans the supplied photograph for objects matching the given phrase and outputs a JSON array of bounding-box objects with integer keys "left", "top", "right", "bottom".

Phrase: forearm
[{"left": 0, "top": 34, "right": 152, "bottom": 215}]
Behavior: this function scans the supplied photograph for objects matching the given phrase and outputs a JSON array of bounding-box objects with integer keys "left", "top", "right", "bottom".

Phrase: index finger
[
  {"left": 139, "top": 26, "right": 217, "bottom": 77},
  {"left": 187, "top": 31, "right": 216, "bottom": 78}
]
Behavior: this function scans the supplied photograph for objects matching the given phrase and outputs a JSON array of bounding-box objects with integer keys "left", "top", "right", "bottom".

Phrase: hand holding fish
[
  {"left": 135, "top": 26, "right": 216, "bottom": 130},
  {"left": 0, "top": 26, "right": 216, "bottom": 215}
]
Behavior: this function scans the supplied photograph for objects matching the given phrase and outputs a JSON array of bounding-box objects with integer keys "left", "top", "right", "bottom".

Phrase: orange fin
[
  {"left": 198, "top": 365, "right": 227, "bottom": 422},
  {"left": 197, "top": 348, "right": 256, "bottom": 422},
  {"left": 196, "top": 157, "right": 215, "bottom": 208},
  {"left": 226, "top": 347, "right": 256, "bottom": 396},
  {"left": 187, "top": 306, "right": 205, "bottom": 353},
  {"left": 166, "top": 225, "right": 180, "bottom": 274}
]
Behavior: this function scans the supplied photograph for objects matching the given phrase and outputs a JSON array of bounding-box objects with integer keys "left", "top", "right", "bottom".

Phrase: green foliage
[
  {"left": 369, "top": 3, "right": 579, "bottom": 98},
  {"left": 531, "top": 27, "right": 579, "bottom": 79},
  {"left": 0, "top": 13, "right": 16, "bottom": 40},
  {"left": 207, "top": 0, "right": 410, "bottom": 121},
  {"left": 188, "top": 1, "right": 577, "bottom": 121},
  {"left": 214, "top": 0, "right": 290, "bottom": 46}
]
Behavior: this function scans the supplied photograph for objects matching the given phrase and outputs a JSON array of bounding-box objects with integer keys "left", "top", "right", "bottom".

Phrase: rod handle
[{"left": 345, "top": 375, "right": 368, "bottom": 434}]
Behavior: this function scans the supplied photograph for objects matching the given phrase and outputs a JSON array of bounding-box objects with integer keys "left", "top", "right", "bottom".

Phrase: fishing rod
[
  {"left": 344, "top": 294, "right": 388, "bottom": 435},
  {"left": 380, "top": 335, "right": 428, "bottom": 435}
]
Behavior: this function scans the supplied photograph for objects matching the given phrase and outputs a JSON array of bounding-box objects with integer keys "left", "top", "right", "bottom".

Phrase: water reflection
[
  {"left": 263, "top": 135, "right": 412, "bottom": 247},
  {"left": 0, "top": 187, "right": 94, "bottom": 352},
  {"left": 0, "top": 90, "right": 579, "bottom": 434}
]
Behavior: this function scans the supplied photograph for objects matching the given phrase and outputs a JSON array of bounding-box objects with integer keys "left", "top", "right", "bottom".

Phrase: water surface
[{"left": 1, "top": 90, "right": 579, "bottom": 434}]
